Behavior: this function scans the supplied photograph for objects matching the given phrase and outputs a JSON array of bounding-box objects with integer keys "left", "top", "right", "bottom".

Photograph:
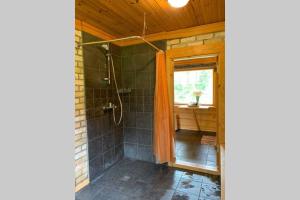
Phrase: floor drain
[{"left": 120, "top": 176, "right": 131, "bottom": 181}]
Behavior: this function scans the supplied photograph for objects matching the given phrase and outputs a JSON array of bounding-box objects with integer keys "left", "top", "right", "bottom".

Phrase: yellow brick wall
[
  {"left": 167, "top": 31, "right": 225, "bottom": 49},
  {"left": 74, "top": 30, "right": 89, "bottom": 191}
]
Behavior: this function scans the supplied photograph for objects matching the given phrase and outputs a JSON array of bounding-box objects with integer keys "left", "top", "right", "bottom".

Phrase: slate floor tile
[
  {"left": 76, "top": 159, "right": 221, "bottom": 200},
  {"left": 176, "top": 178, "right": 202, "bottom": 196},
  {"left": 171, "top": 191, "right": 199, "bottom": 200},
  {"left": 199, "top": 183, "right": 221, "bottom": 200}
]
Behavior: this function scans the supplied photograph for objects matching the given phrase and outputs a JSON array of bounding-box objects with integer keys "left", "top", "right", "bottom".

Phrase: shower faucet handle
[{"left": 102, "top": 102, "right": 117, "bottom": 111}]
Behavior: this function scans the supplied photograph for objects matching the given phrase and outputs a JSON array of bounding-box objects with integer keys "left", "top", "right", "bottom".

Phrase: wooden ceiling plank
[
  {"left": 155, "top": 0, "right": 195, "bottom": 30},
  {"left": 191, "top": 0, "right": 207, "bottom": 24},
  {"left": 77, "top": 1, "right": 137, "bottom": 36},
  {"left": 197, "top": 0, "right": 209, "bottom": 24},
  {"left": 86, "top": 0, "right": 143, "bottom": 36},
  {"left": 188, "top": 1, "right": 203, "bottom": 25},
  {"left": 182, "top": 2, "right": 201, "bottom": 28},
  {"left": 138, "top": 1, "right": 171, "bottom": 32},
  {"left": 76, "top": 2, "right": 137, "bottom": 37},
  {"left": 76, "top": 10, "right": 126, "bottom": 37},
  {"left": 75, "top": 0, "right": 225, "bottom": 39},
  {"left": 217, "top": 0, "right": 225, "bottom": 22},
  {"left": 153, "top": 0, "right": 185, "bottom": 30},
  {"left": 207, "top": 0, "right": 220, "bottom": 23},
  {"left": 201, "top": 0, "right": 223, "bottom": 24}
]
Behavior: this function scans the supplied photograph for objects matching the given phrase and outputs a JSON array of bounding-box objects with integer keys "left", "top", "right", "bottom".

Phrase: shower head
[{"left": 101, "top": 43, "right": 109, "bottom": 50}]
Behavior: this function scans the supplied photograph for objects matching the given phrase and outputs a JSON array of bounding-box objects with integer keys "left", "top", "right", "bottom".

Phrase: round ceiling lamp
[{"left": 168, "top": 0, "right": 190, "bottom": 8}]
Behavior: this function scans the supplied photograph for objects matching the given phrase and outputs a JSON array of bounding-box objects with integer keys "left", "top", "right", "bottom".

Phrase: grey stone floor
[
  {"left": 175, "top": 130, "right": 217, "bottom": 168},
  {"left": 76, "top": 158, "right": 220, "bottom": 200}
]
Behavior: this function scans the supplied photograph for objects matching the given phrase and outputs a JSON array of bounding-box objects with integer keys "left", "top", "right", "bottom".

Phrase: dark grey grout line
[{"left": 170, "top": 173, "right": 183, "bottom": 200}]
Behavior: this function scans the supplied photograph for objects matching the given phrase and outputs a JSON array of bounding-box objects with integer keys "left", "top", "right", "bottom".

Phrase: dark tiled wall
[
  {"left": 121, "top": 41, "right": 166, "bottom": 162},
  {"left": 82, "top": 32, "right": 124, "bottom": 181},
  {"left": 82, "top": 32, "right": 166, "bottom": 181}
]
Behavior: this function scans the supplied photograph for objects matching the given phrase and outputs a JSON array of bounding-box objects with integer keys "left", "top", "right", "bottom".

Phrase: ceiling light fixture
[{"left": 168, "top": 0, "right": 190, "bottom": 8}]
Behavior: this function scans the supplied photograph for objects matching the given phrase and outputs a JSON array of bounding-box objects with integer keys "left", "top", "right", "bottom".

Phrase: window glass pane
[{"left": 174, "top": 69, "right": 213, "bottom": 105}]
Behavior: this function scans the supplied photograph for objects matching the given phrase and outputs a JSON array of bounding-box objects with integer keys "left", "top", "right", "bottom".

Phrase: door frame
[{"left": 165, "top": 42, "right": 225, "bottom": 175}]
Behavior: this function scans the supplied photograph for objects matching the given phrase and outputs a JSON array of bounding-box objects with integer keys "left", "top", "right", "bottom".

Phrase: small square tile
[
  {"left": 104, "top": 149, "right": 114, "bottom": 169},
  {"left": 89, "top": 155, "right": 104, "bottom": 181},
  {"left": 123, "top": 112, "right": 136, "bottom": 127},
  {"left": 202, "top": 175, "right": 220, "bottom": 186},
  {"left": 137, "top": 145, "right": 154, "bottom": 162},
  {"left": 182, "top": 172, "right": 204, "bottom": 182},
  {"left": 137, "top": 129, "right": 152, "bottom": 145},
  {"left": 177, "top": 178, "right": 202, "bottom": 196},
  {"left": 144, "top": 103, "right": 153, "bottom": 112},
  {"left": 171, "top": 191, "right": 199, "bottom": 200},
  {"left": 124, "top": 128, "right": 137, "bottom": 143},
  {"left": 124, "top": 143, "right": 138, "bottom": 159},
  {"left": 154, "top": 175, "right": 181, "bottom": 190},
  {"left": 88, "top": 137, "right": 103, "bottom": 160},
  {"left": 199, "top": 183, "right": 221, "bottom": 200},
  {"left": 151, "top": 188, "right": 175, "bottom": 200},
  {"left": 136, "top": 112, "right": 152, "bottom": 129}
]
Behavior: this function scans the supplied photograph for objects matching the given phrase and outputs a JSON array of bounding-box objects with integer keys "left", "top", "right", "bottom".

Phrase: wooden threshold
[
  {"left": 75, "top": 179, "right": 89, "bottom": 193},
  {"left": 169, "top": 160, "right": 219, "bottom": 176}
]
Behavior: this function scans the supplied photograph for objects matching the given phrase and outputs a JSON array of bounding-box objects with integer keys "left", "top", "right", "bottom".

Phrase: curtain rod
[{"left": 77, "top": 35, "right": 162, "bottom": 52}]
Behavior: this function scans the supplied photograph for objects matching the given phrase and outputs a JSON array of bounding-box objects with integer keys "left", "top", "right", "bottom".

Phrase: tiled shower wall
[
  {"left": 82, "top": 32, "right": 124, "bottom": 182},
  {"left": 81, "top": 32, "right": 166, "bottom": 182},
  {"left": 121, "top": 41, "right": 166, "bottom": 162}
]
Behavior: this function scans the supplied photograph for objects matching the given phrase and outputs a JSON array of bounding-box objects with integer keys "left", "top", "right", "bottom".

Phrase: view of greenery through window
[{"left": 174, "top": 69, "right": 213, "bottom": 105}]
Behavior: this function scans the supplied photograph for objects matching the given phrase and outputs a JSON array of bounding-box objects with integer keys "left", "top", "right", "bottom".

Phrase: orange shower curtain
[{"left": 153, "top": 51, "right": 174, "bottom": 164}]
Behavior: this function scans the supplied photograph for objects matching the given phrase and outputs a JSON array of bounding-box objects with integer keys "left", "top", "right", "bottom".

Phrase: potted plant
[{"left": 193, "top": 91, "right": 202, "bottom": 106}]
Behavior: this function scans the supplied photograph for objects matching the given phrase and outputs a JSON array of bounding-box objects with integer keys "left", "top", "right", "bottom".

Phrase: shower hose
[{"left": 110, "top": 54, "right": 123, "bottom": 126}]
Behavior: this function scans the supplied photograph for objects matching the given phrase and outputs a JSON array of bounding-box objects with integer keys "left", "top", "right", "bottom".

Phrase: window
[{"left": 174, "top": 69, "right": 214, "bottom": 105}]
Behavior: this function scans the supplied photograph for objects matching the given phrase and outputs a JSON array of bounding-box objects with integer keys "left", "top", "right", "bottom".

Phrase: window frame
[{"left": 174, "top": 66, "right": 216, "bottom": 107}]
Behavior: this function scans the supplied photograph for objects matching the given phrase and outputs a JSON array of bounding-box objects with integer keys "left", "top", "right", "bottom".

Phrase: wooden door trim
[{"left": 165, "top": 42, "right": 225, "bottom": 173}]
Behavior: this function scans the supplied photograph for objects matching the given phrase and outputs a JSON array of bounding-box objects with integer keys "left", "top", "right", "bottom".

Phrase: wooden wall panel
[{"left": 174, "top": 106, "right": 217, "bottom": 132}]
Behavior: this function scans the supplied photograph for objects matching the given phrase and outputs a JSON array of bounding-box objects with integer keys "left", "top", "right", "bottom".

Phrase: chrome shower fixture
[
  {"left": 101, "top": 43, "right": 123, "bottom": 126},
  {"left": 103, "top": 43, "right": 111, "bottom": 85}
]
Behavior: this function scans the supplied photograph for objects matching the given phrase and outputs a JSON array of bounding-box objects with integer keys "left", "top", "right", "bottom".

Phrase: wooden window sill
[{"left": 174, "top": 104, "right": 216, "bottom": 109}]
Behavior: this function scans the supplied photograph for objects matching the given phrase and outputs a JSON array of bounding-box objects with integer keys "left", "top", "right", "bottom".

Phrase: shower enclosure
[
  {"left": 82, "top": 32, "right": 124, "bottom": 181},
  {"left": 82, "top": 31, "right": 166, "bottom": 182}
]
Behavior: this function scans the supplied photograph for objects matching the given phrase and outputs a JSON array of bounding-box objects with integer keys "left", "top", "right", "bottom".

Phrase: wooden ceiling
[{"left": 75, "top": 0, "right": 225, "bottom": 38}]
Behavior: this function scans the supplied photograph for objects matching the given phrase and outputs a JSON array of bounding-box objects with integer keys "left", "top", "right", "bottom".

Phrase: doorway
[
  {"left": 165, "top": 42, "right": 225, "bottom": 175},
  {"left": 174, "top": 56, "right": 218, "bottom": 172}
]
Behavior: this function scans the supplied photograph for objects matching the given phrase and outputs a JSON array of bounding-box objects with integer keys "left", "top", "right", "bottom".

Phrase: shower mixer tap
[
  {"left": 101, "top": 42, "right": 123, "bottom": 126},
  {"left": 102, "top": 102, "right": 117, "bottom": 111}
]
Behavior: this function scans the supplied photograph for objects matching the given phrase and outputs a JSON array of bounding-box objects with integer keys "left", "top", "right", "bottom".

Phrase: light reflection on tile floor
[{"left": 76, "top": 158, "right": 221, "bottom": 200}]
